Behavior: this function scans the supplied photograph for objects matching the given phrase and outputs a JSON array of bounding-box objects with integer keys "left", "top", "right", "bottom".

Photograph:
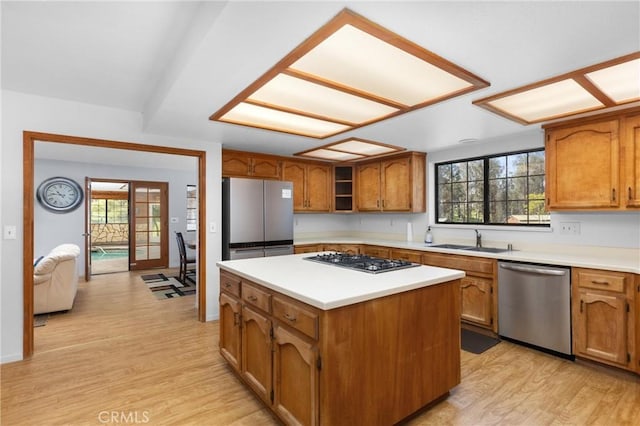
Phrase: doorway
[
  {"left": 23, "top": 131, "right": 208, "bottom": 359},
  {"left": 88, "top": 180, "right": 130, "bottom": 275}
]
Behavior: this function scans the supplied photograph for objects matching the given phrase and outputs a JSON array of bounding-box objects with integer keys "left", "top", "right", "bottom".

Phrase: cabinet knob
[
  {"left": 284, "top": 313, "right": 297, "bottom": 322},
  {"left": 248, "top": 295, "right": 257, "bottom": 302}
]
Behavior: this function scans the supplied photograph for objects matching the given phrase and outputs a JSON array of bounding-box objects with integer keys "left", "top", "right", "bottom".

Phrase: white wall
[
  {"left": 1, "top": 90, "right": 222, "bottom": 363},
  {"left": 34, "top": 158, "right": 197, "bottom": 273}
]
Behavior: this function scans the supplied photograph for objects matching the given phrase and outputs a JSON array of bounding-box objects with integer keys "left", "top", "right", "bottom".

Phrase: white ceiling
[{"left": 3, "top": 1, "right": 639, "bottom": 159}]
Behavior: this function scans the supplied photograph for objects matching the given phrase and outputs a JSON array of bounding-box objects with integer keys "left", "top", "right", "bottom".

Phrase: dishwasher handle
[{"left": 499, "top": 263, "right": 568, "bottom": 276}]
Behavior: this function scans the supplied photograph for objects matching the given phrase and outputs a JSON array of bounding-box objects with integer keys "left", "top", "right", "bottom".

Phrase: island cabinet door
[
  {"left": 241, "top": 305, "right": 273, "bottom": 404},
  {"left": 273, "top": 325, "right": 319, "bottom": 426},
  {"left": 219, "top": 293, "right": 242, "bottom": 372}
]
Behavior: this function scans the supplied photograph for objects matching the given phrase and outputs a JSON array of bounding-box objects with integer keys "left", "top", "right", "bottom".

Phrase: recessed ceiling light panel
[
  {"left": 474, "top": 52, "right": 640, "bottom": 125},
  {"left": 210, "top": 8, "right": 489, "bottom": 138},
  {"left": 294, "top": 137, "right": 405, "bottom": 162},
  {"left": 586, "top": 58, "right": 640, "bottom": 104}
]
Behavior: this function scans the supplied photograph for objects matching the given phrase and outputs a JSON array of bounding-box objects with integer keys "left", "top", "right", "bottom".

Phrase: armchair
[{"left": 33, "top": 244, "right": 81, "bottom": 314}]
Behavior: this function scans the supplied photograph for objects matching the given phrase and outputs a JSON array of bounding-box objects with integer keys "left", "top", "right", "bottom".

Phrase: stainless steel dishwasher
[{"left": 498, "top": 261, "right": 572, "bottom": 357}]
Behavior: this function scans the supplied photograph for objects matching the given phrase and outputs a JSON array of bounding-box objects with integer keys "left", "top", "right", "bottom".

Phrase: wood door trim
[{"left": 23, "top": 131, "right": 208, "bottom": 359}]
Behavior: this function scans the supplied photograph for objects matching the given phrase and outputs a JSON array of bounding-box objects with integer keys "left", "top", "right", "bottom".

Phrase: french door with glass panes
[{"left": 129, "top": 181, "right": 169, "bottom": 270}]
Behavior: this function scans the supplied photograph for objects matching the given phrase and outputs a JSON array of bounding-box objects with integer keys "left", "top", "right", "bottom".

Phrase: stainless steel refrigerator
[{"left": 222, "top": 177, "right": 294, "bottom": 260}]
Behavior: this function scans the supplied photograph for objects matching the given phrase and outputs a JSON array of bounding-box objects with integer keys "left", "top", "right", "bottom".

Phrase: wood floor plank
[{"left": 2, "top": 269, "right": 639, "bottom": 425}]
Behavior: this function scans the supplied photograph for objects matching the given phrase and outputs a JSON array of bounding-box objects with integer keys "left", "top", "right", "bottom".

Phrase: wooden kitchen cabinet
[
  {"left": 322, "top": 244, "right": 360, "bottom": 254},
  {"left": 219, "top": 271, "right": 242, "bottom": 372},
  {"left": 222, "top": 149, "right": 281, "bottom": 179},
  {"left": 390, "top": 248, "right": 423, "bottom": 263},
  {"left": 544, "top": 106, "right": 640, "bottom": 210},
  {"left": 356, "top": 152, "right": 426, "bottom": 212},
  {"left": 422, "top": 252, "right": 497, "bottom": 332},
  {"left": 622, "top": 112, "right": 640, "bottom": 207},
  {"left": 572, "top": 267, "right": 636, "bottom": 371},
  {"left": 294, "top": 244, "right": 321, "bottom": 254},
  {"left": 361, "top": 245, "right": 391, "bottom": 258},
  {"left": 219, "top": 269, "right": 461, "bottom": 425},
  {"left": 283, "top": 160, "right": 332, "bottom": 212},
  {"left": 219, "top": 272, "right": 321, "bottom": 425}
]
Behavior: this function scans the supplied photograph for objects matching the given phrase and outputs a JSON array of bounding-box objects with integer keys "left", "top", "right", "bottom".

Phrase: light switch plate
[{"left": 4, "top": 225, "right": 17, "bottom": 240}]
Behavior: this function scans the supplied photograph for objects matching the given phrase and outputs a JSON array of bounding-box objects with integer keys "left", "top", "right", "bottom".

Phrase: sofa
[{"left": 33, "top": 244, "right": 81, "bottom": 314}]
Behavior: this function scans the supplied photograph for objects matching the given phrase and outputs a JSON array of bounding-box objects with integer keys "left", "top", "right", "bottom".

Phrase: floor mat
[
  {"left": 140, "top": 273, "right": 196, "bottom": 300},
  {"left": 461, "top": 328, "right": 500, "bottom": 354}
]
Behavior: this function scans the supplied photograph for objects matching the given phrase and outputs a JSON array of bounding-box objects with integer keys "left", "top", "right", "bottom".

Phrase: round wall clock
[{"left": 36, "top": 177, "right": 84, "bottom": 213}]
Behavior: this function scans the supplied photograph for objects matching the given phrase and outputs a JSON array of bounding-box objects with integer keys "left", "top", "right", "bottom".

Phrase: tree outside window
[{"left": 436, "top": 149, "right": 549, "bottom": 226}]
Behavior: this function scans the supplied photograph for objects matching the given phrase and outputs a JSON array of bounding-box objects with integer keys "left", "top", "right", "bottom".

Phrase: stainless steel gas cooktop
[{"left": 304, "top": 252, "right": 420, "bottom": 274}]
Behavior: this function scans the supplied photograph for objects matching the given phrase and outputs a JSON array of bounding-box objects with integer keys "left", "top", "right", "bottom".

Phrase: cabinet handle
[
  {"left": 233, "top": 312, "right": 239, "bottom": 326},
  {"left": 224, "top": 282, "right": 232, "bottom": 288},
  {"left": 580, "top": 300, "right": 583, "bottom": 313},
  {"left": 612, "top": 188, "right": 616, "bottom": 201},
  {"left": 247, "top": 295, "right": 258, "bottom": 302},
  {"left": 591, "top": 280, "right": 610, "bottom": 286},
  {"left": 382, "top": 200, "right": 386, "bottom": 208},
  {"left": 377, "top": 200, "right": 380, "bottom": 208},
  {"left": 629, "top": 187, "right": 633, "bottom": 200},
  {"left": 284, "top": 313, "right": 297, "bottom": 322}
]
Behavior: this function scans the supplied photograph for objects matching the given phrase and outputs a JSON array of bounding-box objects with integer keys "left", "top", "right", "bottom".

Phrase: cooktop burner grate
[{"left": 304, "top": 252, "right": 420, "bottom": 274}]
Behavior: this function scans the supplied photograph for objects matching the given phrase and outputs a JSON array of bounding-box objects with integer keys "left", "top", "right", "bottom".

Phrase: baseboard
[{"left": 1, "top": 353, "right": 24, "bottom": 364}]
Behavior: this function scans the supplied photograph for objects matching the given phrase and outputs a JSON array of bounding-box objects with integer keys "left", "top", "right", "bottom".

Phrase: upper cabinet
[
  {"left": 623, "top": 112, "right": 640, "bottom": 207},
  {"left": 356, "top": 152, "right": 426, "bottom": 212},
  {"left": 544, "top": 107, "right": 640, "bottom": 211},
  {"left": 222, "top": 150, "right": 282, "bottom": 179},
  {"left": 282, "top": 161, "right": 331, "bottom": 213}
]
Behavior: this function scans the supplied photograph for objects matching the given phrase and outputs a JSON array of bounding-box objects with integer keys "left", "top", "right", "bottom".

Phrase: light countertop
[
  {"left": 216, "top": 253, "right": 465, "bottom": 310},
  {"left": 295, "top": 238, "right": 640, "bottom": 274}
]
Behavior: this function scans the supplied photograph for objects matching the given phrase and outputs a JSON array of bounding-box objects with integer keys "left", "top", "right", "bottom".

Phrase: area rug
[
  {"left": 34, "top": 314, "right": 48, "bottom": 327},
  {"left": 461, "top": 328, "right": 500, "bottom": 354},
  {"left": 140, "top": 273, "right": 196, "bottom": 300}
]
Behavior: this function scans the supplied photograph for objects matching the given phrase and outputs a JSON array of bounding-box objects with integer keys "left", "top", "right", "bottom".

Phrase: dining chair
[{"left": 175, "top": 231, "right": 196, "bottom": 283}]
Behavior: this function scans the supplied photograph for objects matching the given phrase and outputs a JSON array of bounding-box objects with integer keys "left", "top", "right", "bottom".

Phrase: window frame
[{"left": 435, "top": 148, "right": 550, "bottom": 227}]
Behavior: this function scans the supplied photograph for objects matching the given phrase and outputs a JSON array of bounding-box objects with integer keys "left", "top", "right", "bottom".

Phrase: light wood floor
[{"left": 2, "top": 270, "right": 639, "bottom": 425}]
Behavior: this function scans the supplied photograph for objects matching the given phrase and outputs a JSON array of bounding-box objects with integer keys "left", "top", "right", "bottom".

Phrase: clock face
[{"left": 36, "top": 177, "right": 84, "bottom": 213}]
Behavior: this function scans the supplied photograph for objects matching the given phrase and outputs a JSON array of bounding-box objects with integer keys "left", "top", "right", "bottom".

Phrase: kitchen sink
[
  {"left": 462, "top": 247, "right": 509, "bottom": 253},
  {"left": 430, "top": 243, "right": 474, "bottom": 250},
  {"left": 430, "top": 244, "right": 509, "bottom": 253}
]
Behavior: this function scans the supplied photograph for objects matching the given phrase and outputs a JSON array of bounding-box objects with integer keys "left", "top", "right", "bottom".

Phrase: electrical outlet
[{"left": 559, "top": 222, "right": 580, "bottom": 235}]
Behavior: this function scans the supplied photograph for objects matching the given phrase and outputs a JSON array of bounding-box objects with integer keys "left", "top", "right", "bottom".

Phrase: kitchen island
[{"left": 217, "top": 253, "right": 465, "bottom": 426}]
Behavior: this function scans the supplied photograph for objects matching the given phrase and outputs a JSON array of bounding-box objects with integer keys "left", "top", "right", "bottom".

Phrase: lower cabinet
[
  {"left": 294, "top": 244, "right": 321, "bottom": 254},
  {"left": 219, "top": 269, "right": 461, "bottom": 425},
  {"left": 422, "top": 252, "right": 497, "bottom": 332},
  {"left": 361, "top": 245, "right": 391, "bottom": 258},
  {"left": 273, "top": 325, "right": 318, "bottom": 426},
  {"left": 322, "top": 244, "right": 360, "bottom": 254},
  {"left": 572, "top": 267, "right": 636, "bottom": 371},
  {"left": 220, "top": 273, "right": 320, "bottom": 425}
]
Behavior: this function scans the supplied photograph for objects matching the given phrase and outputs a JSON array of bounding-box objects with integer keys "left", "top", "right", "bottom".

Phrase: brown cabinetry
[
  {"left": 361, "top": 245, "right": 391, "bottom": 258},
  {"left": 222, "top": 149, "right": 281, "bottom": 179},
  {"left": 544, "top": 106, "right": 640, "bottom": 210},
  {"left": 623, "top": 113, "right": 640, "bottom": 207},
  {"left": 389, "top": 248, "right": 423, "bottom": 263},
  {"left": 333, "top": 165, "right": 355, "bottom": 212},
  {"left": 572, "top": 268, "right": 636, "bottom": 370},
  {"left": 219, "top": 269, "right": 461, "bottom": 425},
  {"left": 219, "top": 271, "right": 242, "bottom": 371},
  {"left": 356, "top": 152, "right": 426, "bottom": 212},
  {"left": 294, "top": 244, "right": 321, "bottom": 254},
  {"left": 422, "top": 252, "right": 497, "bottom": 331},
  {"left": 283, "top": 161, "right": 332, "bottom": 212},
  {"left": 322, "top": 244, "right": 360, "bottom": 255}
]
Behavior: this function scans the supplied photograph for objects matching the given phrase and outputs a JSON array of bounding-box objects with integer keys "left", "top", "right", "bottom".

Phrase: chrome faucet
[{"left": 475, "top": 229, "right": 482, "bottom": 248}]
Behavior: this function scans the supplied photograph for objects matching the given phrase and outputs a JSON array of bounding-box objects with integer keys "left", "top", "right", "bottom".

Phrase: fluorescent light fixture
[
  {"left": 295, "top": 137, "right": 404, "bottom": 162},
  {"left": 210, "top": 8, "right": 489, "bottom": 138},
  {"left": 473, "top": 52, "right": 640, "bottom": 125}
]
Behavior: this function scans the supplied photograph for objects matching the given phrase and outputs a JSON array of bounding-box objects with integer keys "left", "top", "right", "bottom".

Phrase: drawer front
[
  {"left": 422, "top": 253, "right": 494, "bottom": 275},
  {"left": 242, "top": 282, "right": 272, "bottom": 313},
  {"left": 390, "top": 249, "right": 422, "bottom": 263},
  {"left": 363, "top": 245, "right": 391, "bottom": 258},
  {"left": 577, "top": 270, "right": 626, "bottom": 293},
  {"left": 220, "top": 271, "right": 241, "bottom": 297},
  {"left": 272, "top": 297, "right": 319, "bottom": 340}
]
